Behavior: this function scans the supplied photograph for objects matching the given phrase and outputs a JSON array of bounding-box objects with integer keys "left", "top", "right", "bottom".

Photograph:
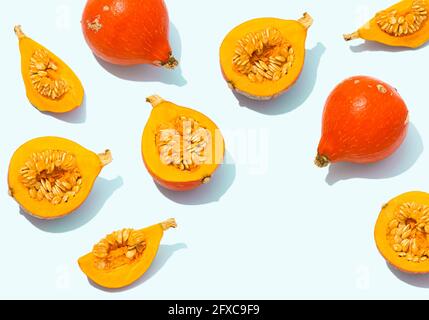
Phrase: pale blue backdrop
[{"left": 1, "top": 0, "right": 428, "bottom": 299}]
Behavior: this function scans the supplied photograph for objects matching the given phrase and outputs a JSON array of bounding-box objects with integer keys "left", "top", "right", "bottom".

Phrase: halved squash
[
  {"left": 142, "top": 95, "right": 225, "bottom": 191},
  {"left": 220, "top": 13, "right": 313, "bottom": 100},
  {"left": 344, "top": 0, "right": 429, "bottom": 48},
  {"left": 15, "top": 25, "right": 84, "bottom": 113},
  {"left": 78, "top": 218, "right": 177, "bottom": 289},
  {"left": 8, "top": 137, "right": 112, "bottom": 219},
  {"left": 375, "top": 191, "right": 429, "bottom": 273}
]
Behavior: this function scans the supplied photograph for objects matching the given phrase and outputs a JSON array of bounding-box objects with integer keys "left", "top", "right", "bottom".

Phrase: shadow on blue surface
[
  {"left": 387, "top": 262, "right": 429, "bottom": 288},
  {"left": 233, "top": 42, "right": 326, "bottom": 115},
  {"left": 43, "top": 94, "right": 87, "bottom": 124},
  {"left": 349, "top": 40, "right": 429, "bottom": 53},
  {"left": 155, "top": 151, "right": 236, "bottom": 205},
  {"left": 89, "top": 243, "right": 187, "bottom": 292},
  {"left": 95, "top": 23, "right": 186, "bottom": 86},
  {"left": 23, "top": 176, "right": 124, "bottom": 233},
  {"left": 325, "top": 123, "right": 423, "bottom": 185}
]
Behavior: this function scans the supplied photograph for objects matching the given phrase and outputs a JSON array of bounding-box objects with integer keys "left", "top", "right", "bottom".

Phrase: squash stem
[
  {"left": 98, "top": 150, "right": 113, "bottom": 167},
  {"left": 161, "top": 218, "right": 177, "bottom": 231},
  {"left": 14, "top": 25, "right": 26, "bottom": 39},
  {"left": 314, "top": 154, "right": 330, "bottom": 168},
  {"left": 343, "top": 31, "right": 360, "bottom": 41},
  {"left": 298, "top": 13, "right": 313, "bottom": 29},
  {"left": 146, "top": 95, "right": 165, "bottom": 108},
  {"left": 162, "top": 54, "right": 179, "bottom": 69}
]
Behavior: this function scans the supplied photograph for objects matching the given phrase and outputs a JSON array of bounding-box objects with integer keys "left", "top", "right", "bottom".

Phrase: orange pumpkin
[
  {"left": 315, "top": 76, "right": 409, "bottom": 167},
  {"left": 81, "top": 0, "right": 177, "bottom": 68}
]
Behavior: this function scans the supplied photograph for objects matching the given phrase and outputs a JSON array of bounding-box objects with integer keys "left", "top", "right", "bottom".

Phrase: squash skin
[
  {"left": 15, "top": 26, "right": 84, "bottom": 113},
  {"left": 315, "top": 76, "right": 409, "bottom": 167},
  {"left": 375, "top": 192, "right": 429, "bottom": 274},
  {"left": 344, "top": 0, "right": 429, "bottom": 48},
  {"left": 8, "top": 137, "right": 111, "bottom": 219},
  {"left": 142, "top": 96, "right": 225, "bottom": 191},
  {"left": 78, "top": 219, "right": 176, "bottom": 289},
  {"left": 219, "top": 14, "right": 312, "bottom": 100},
  {"left": 81, "top": 0, "right": 177, "bottom": 67}
]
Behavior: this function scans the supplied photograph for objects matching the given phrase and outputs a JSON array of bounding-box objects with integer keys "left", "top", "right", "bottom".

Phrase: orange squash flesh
[
  {"left": 344, "top": 0, "right": 429, "bottom": 48},
  {"left": 219, "top": 14, "right": 313, "bottom": 100},
  {"left": 142, "top": 96, "right": 225, "bottom": 191},
  {"left": 375, "top": 191, "right": 429, "bottom": 274},
  {"left": 15, "top": 25, "right": 84, "bottom": 113},
  {"left": 8, "top": 137, "right": 112, "bottom": 219},
  {"left": 78, "top": 219, "right": 177, "bottom": 289}
]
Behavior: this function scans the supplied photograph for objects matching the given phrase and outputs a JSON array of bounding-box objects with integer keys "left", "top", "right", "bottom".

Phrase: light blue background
[{"left": 1, "top": 0, "right": 428, "bottom": 299}]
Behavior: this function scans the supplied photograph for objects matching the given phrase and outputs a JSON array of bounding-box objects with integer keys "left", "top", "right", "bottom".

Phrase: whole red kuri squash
[
  {"left": 81, "top": 0, "right": 177, "bottom": 67},
  {"left": 315, "top": 76, "right": 409, "bottom": 167}
]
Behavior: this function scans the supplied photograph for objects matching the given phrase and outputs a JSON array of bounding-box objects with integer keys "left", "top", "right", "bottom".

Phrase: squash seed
[
  {"left": 232, "top": 28, "right": 296, "bottom": 83},
  {"left": 376, "top": 0, "right": 428, "bottom": 37},
  {"left": 19, "top": 150, "right": 82, "bottom": 205},
  {"left": 93, "top": 229, "right": 147, "bottom": 270},
  {"left": 156, "top": 117, "right": 211, "bottom": 171},
  {"left": 29, "top": 49, "right": 68, "bottom": 100},
  {"left": 387, "top": 202, "right": 429, "bottom": 263}
]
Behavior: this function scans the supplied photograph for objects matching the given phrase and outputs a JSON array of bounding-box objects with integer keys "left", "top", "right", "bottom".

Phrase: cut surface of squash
[
  {"left": 220, "top": 13, "right": 313, "bottom": 100},
  {"left": 344, "top": 0, "right": 429, "bottom": 48},
  {"left": 375, "top": 191, "right": 429, "bottom": 273},
  {"left": 142, "top": 95, "right": 225, "bottom": 191},
  {"left": 78, "top": 218, "right": 177, "bottom": 289},
  {"left": 8, "top": 137, "right": 111, "bottom": 219},
  {"left": 15, "top": 25, "right": 84, "bottom": 113}
]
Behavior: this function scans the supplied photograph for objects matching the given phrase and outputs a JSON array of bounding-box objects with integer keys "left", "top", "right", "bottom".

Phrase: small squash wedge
[
  {"left": 8, "top": 137, "right": 112, "bottom": 219},
  {"left": 219, "top": 13, "right": 313, "bottom": 100},
  {"left": 78, "top": 218, "right": 177, "bottom": 289},
  {"left": 14, "top": 25, "right": 84, "bottom": 113},
  {"left": 142, "top": 95, "right": 225, "bottom": 191},
  {"left": 344, "top": 0, "right": 429, "bottom": 48},
  {"left": 375, "top": 191, "right": 429, "bottom": 273}
]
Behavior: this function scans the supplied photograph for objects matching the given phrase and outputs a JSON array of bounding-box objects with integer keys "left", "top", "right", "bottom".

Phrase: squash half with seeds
[
  {"left": 375, "top": 191, "right": 429, "bottom": 273},
  {"left": 344, "top": 0, "right": 429, "bottom": 48},
  {"left": 8, "top": 137, "right": 112, "bottom": 219},
  {"left": 79, "top": 218, "right": 177, "bottom": 289},
  {"left": 142, "top": 95, "right": 225, "bottom": 191},
  {"left": 220, "top": 13, "right": 313, "bottom": 100},
  {"left": 14, "top": 25, "right": 84, "bottom": 113}
]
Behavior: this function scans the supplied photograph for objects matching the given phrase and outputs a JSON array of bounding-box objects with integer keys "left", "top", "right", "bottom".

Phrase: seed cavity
[
  {"left": 387, "top": 202, "right": 429, "bottom": 263},
  {"left": 29, "top": 49, "right": 68, "bottom": 100},
  {"left": 156, "top": 116, "right": 211, "bottom": 171},
  {"left": 376, "top": 0, "right": 427, "bottom": 37},
  {"left": 232, "top": 28, "right": 295, "bottom": 83},
  {"left": 87, "top": 15, "right": 103, "bottom": 32},
  {"left": 93, "top": 228, "right": 147, "bottom": 270},
  {"left": 19, "top": 150, "right": 82, "bottom": 205}
]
